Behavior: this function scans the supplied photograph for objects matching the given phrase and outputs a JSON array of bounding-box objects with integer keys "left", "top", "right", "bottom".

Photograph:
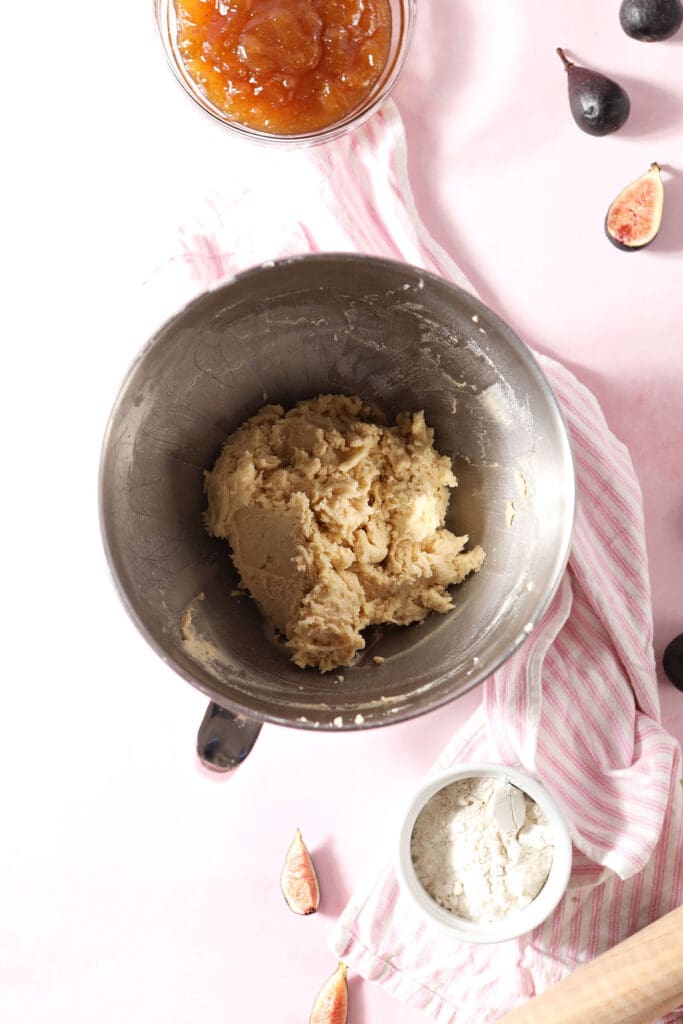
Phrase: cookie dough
[{"left": 204, "top": 395, "right": 485, "bottom": 672}]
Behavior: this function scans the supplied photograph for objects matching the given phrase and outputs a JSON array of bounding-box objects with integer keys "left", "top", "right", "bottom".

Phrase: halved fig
[
  {"left": 605, "top": 162, "right": 664, "bottom": 250},
  {"left": 280, "top": 828, "right": 320, "bottom": 915},
  {"left": 310, "top": 962, "right": 348, "bottom": 1024}
]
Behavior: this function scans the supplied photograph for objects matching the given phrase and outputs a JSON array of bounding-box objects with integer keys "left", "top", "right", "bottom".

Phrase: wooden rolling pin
[{"left": 496, "top": 906, "right": 683, "bottom": 1024}]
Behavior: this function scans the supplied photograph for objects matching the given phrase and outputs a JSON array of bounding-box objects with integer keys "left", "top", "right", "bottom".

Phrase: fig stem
[
  {"left": 556, "top": 47, "right": 574, "bottom": 71},
  {"left": 650, "top": 162, "right": 661, "bottom": 173}
]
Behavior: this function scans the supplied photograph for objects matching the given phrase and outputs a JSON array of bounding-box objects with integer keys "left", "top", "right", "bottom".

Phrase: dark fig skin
[
  {"left": 663, "top": 633, "right": 683, "bottom": 691},
  {"left": 557, "top": 49, "right": 630, "bottom": 136},
  {"left": 620, "top": 0, "right": 683, "bottom": 40}
]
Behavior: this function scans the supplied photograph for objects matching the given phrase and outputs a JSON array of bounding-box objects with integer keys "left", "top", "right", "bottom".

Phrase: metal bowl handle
[{"left": 196, "top": 702, "right": 262, "bottom": 772}]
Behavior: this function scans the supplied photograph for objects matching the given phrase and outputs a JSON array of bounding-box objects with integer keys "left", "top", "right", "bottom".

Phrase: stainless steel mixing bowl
[{"left": 99, "top": 254, "right": 574, "bottom": 764}]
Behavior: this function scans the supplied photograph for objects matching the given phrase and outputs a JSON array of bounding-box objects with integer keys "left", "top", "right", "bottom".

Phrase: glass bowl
[{"left": 153, "top": 0, "right": 417, "bottom": 146}]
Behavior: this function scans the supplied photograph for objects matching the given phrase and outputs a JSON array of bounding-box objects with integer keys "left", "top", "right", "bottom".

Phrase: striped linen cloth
[{"left": 165, "top": 102, "right": 682, "bottom": 1023}]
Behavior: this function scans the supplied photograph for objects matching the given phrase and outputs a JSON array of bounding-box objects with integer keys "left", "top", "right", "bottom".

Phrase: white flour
[{"left": 410, "top": 776, "right": 554, "bottom": 923}]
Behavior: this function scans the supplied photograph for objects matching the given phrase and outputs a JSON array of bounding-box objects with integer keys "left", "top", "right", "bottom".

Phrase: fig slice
[
  {"left": 280, "top": 828, "right": 320, "bottom": 915},
  {"left": 310, "top": 962, "right": 348, "bottom": 1024},
  {"left": 605, "top": 162, "right": 664, "bottom": 250}
]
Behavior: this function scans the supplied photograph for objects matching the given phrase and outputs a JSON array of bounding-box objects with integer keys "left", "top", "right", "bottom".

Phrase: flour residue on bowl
[
  {"left": 514, "top": 468, "right": 528, "bottom": 497},
  {"left": 477, "top": 382, "right": 516, "bottom": 429},
  {"left": 180, "top": 597, "right": 226, "bottom": 671}
]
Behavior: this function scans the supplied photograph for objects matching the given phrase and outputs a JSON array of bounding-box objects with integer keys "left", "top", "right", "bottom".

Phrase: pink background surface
[{"left": 2, "top": 1, "right": 682, "bottom": 1022}]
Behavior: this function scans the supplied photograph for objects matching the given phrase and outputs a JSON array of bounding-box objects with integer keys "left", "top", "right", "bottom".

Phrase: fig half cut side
[
  {"left": 310, "top": 962, "right": 348, "bottom": 1024},
  {"left": 605, "top": 162, "right": 664, "bottom": 250},
  {"left": 280, "top": 828, "right": 320, "bottom": 915}
]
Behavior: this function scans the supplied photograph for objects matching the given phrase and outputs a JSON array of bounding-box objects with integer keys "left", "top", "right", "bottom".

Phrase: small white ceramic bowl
[{"left": 396, "top": 763, "right": 573, "bottom": 944}]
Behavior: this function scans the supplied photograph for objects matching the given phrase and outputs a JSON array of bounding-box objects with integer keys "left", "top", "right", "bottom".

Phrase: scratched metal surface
[{"left": 99, "top": 254, "right": 575, "bottom": 729}]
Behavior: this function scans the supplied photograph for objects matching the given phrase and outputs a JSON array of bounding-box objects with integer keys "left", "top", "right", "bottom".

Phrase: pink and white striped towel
[{"left": 151, "top": 102, "right": 683, "bottom": 1023}]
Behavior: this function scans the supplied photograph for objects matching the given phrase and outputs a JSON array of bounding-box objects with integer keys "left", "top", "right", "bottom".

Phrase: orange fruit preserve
[{"left": 173, "top": 0, "right": 393, "bottom": 135}]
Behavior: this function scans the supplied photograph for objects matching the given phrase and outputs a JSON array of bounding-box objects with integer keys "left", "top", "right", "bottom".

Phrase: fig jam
[{"left": 174, "top": 0, "right": 392, "bottom": 135}]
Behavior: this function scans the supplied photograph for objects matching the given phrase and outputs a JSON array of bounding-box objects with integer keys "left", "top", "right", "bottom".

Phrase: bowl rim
[
  {"left": 98, "top": 253, "right": 576, "bottom": 730},
  {"left": 395, "top": 762, "right": 574, "bottom": 943}
]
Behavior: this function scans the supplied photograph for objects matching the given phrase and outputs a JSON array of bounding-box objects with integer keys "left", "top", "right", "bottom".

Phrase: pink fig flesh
[
  {"left": 310, "top": 962, "right": 348, "bottom": 1024},
  {"left": 280, "top": 828, "right": 320, "bottom": 915},
  {"left": 605, "top": 162, "right": 664, "bottom": 250}
]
